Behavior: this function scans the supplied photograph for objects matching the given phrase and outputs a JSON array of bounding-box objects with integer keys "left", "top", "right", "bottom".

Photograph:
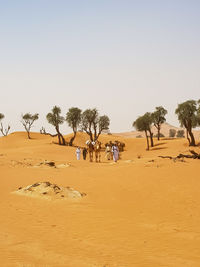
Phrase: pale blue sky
[{"left": 0, "top": 0, "right": 199, "bottom": 134}]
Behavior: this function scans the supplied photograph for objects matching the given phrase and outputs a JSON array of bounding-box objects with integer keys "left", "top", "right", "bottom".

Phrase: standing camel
[
  {"left": 86, "top": 140, "right": 94, "bottom": 162},
  {"left": 93, "top": 141, "right": 101, "bottom": 162}
]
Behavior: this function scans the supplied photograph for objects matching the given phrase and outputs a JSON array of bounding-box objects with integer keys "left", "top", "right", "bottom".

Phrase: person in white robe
[
  {"left": 76, "top": 147, "right": 81, "bottom": 160},
  {"left": 112, "top": 144, "right": 119, "bottom": 162}
]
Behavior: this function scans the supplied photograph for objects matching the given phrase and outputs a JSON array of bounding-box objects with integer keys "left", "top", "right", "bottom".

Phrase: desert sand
[{"left": 0, "top": 131, "right": 200, "bottom": 266}]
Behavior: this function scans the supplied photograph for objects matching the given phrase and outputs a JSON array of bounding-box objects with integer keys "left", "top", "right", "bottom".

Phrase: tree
[
  {"left": 21, "top": 113, "right": 39, "bottom": 139},
  {"left": 133, "top": 113, "right": 154, "bottom": 150},
  {"left": 0, "top": 113, "right": 4, "bottom": 121},
  {"left": 146, "top": 112, "right": 154, "bottom": 147},
  {"left": 46, "top": 106, "right": 66, "bottom": 145},
  {"left": 176, "top": 130, "right": 185, "bottom": 138},
  {"left": 0, "top": 113, "right": 10, "bottom": 136},
  {"left": 152, "top": 106, "right": 167, "bottom": 140},
  {"left": 169, "top": 129, "right": 176, "bottom": 138},
  {"left": 66, "top": 107, "right": 82, "bottom": 146},
  {"left": 175, "top": 100, "right": 198, "bottom": 146},
  {"left": 81, "top": 108, "right": 110, "bottom": 141}
]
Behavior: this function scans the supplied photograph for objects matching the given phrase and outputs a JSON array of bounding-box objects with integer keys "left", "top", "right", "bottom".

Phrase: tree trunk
[
  {"left": 89, "top": 132, "right": 93, "bottom": 142},
  {"left": 96, "top": 130, "right": 102, "bottom": 142},
  {"left": 188, "top": 129, "right": 196, "bottom": 146},
  {"left": 58, "top": 133, "right": 61, "bottom": 145},
  {"left": 94, "top": 127, "right": 97, "bottom": 141},
  {"left": 157, "top": 125, "right": 160, "bottom": 140},
  {"left": 56, "top": 126, "right": 64, "bottom": 145},
  {"left": 27, "top": 131, "right": 31, "bottom": 139},
  {"left": 69, "top": 131, "right": 76, "bottom": 146},
  {"left": 145, "top": 130, "right": 149, "bottom": 150},
  {"left": 186, "top": 129, "right": 190, "bottom": 145},
  {"left": 60, "top": 134, "right": 66, "bottom": 145},
  {"left": 148, "top": 130, "right": 154, "bottom": 147}
]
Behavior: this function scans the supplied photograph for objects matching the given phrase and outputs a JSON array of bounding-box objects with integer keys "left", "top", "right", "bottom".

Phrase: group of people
[
  {"left": 75, "top": 142, "right": 120, "bottom": 162},
  {"left": 75, "top": 147, "right": 87, "bottom": 160},
  {"left": 105, "top": 143, "right": 119, "bottom": 162}
]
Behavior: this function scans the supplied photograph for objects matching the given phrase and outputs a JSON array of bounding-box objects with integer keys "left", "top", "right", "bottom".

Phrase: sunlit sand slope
[{"left": 0, "top": 131, "right": 200, "bottom": 266}]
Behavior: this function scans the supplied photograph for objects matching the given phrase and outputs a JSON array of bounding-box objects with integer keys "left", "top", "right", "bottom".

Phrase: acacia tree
[
  {"left": 0, "top": 113, "right": 10, "bottom": 136},
  {"left": 21, "top": 113, "right": 39, "bottom": 139},
  {"left": 144, "top": 112, "right": 154, "bottom": 147},
  {"left": 175, "top": 100, "right": 198, "bottom": 146},
  {"left": 66, "top": 107, "right": 82, "bottom": 146},
  {"left": 152, "top": 106, "right": 167, "bottom": 140},
  {"left": 81, "top": 108, "right": 110, "bottom": 141},
  {"left": 46, "top": 106, "right": 66, "bottom": 145},
  {"left": 133, "top": 113, "right": 153, "bottom": 150}
]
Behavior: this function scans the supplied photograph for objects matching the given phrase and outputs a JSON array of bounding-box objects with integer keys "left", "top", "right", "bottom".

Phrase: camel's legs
[{"left": 89, "top": 151, "right": 93, "bottom": 162}]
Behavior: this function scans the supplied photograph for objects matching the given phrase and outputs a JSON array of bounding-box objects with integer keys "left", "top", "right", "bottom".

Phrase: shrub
[
  {"left": 169, "top": 129, "right": 176, "bottom": 138},
  {"left": 176, "top": 130, "right": 185, "bottom": 138}
]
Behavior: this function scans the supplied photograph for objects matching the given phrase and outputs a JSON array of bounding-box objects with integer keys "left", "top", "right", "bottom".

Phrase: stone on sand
[{"left": 13, "top": 182, "right": 85, "bottom": 200}]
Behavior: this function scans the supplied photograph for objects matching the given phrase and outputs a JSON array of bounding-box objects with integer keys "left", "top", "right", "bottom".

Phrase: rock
[
  {"left": 13, "top": 182, "right": 85, "bottom": 201},
  {"left": 44, "top": 181, "right": 51, "bottom": 187},
  {"left": 56, "top": 164, "right": 70, "bottom": 169},
  {"left": 44, "top": 161, "right": 55, "bottom": 167},
  {"left": 31, "top": 183, "right": 40, "bottom": 187}
]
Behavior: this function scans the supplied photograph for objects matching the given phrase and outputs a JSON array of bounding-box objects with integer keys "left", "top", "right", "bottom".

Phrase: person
[
  {"left": 105, "top": 145, "right": 112, "bottom": 160},
  {"left": 82, "top": 147, "right": 88, "bottom": 160},
  {"left": 112, "top": 143, "right": 119, "bottom": 162},
  {"left": 76, "top": 147, "right": 81, "bottom": 160}
]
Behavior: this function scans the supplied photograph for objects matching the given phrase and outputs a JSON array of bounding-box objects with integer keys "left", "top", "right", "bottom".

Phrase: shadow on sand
[
  {"left": 151, "top": 146, "right": 168, "bottom": 151},
  {"left": 153, "top": 142, "right": 167, "bottom": 147}
]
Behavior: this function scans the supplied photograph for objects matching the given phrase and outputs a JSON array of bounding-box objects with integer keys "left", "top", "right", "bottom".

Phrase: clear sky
[{"left": 0, "top": 0, "right": 200, "bottom": 134}]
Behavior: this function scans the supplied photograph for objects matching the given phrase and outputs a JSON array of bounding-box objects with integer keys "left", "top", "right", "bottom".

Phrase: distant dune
[{"left": 114, "top": 122, "right": 200, "bottom": 139}]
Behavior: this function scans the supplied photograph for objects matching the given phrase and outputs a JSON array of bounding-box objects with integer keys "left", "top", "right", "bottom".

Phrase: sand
[{"left": 0, "top": 131, "right": 200, "bottom": 266}]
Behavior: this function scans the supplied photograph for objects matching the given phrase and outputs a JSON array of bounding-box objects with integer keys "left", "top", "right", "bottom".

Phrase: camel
[
  {"left": 93, "top": 141, "right": 101, "bottom": 162},
  {"left": 86, "top": 140, "right": 94, "bottom": 162},
  {"left": 86, "top": 140, "right": 101, "bottom": 162}
]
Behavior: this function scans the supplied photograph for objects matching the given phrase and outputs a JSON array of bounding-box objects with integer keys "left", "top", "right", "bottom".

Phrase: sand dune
[
  {"left": 1, "top": 131, "right": 200, "bottom": 266},
  {"left": 116, "top": 122, "right": 200, "bottom": 139}
]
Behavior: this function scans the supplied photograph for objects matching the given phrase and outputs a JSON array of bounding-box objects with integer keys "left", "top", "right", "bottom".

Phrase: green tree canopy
[
  {"left": 0, "top": 113, "right": 4, "bottom": 121},
  {"left": 81, "top": 108, "right": 110, "bottom": 141},
  {"left": 175, "top": 100, "right": 198, "bottom": 146},
  {"left": 46, "top": 106, "right": 65, "bottom": 145},
  {"left": 152, "top": 106, "right": 167, "bottom": 140},
  {"left": 21, "top": 113, "right": 39, "bottom": 139},
  {"left": 66, "top": 107, "right": 82, "bottom": 146},
  {"left": 133, "top": 112, "right": 153, "bottom": 150}
]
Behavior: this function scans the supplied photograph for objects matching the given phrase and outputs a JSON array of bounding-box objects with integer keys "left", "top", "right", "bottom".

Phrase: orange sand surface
[{"left": 1, "top": 132, "right": 200, "bottom": 266}]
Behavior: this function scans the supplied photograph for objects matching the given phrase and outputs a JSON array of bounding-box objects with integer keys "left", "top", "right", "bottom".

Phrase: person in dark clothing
[{"left": 82, "top": 147, "right": 88, "bottom": 160}]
